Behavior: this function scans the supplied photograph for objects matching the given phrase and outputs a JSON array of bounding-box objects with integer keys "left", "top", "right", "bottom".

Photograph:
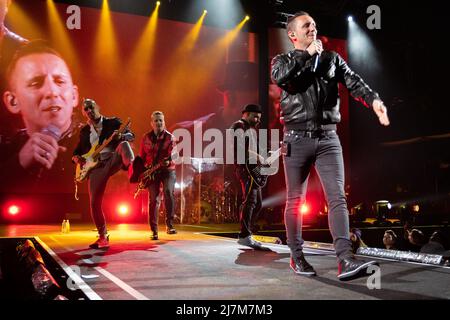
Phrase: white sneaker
[{"left": 237, "top": 235, "right": 263, "bottom": 249}]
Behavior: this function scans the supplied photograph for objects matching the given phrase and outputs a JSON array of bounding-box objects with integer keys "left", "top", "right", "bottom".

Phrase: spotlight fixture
[
  {"left": 347, "top": 16, "right": 353, "bottom": 22},
  {"left": 245, "top": 15, "right": 250, "bottom": 21},
  {"left": 8, "top": 205, "right": 20, "bottom": 216},
  {"left": 203, "top": 10, "right": 207, "bottom": 14},
  {"left": 118, "top": 204, "right": 130, "bottom": 216},
  {"left": 300, "top": 203, "right": 309, "bottom": 215}
]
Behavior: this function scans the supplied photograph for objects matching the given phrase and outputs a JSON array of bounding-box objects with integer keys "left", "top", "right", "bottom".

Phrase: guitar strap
[{"left": 243, "top": 176, "right": 255, "bottom": 203}]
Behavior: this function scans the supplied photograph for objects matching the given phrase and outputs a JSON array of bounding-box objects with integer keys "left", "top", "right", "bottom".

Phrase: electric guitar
[
  {"left": 246, "top": 147, "right": 282, "bottom": 188},
  {"left": 75, "top": 118, "right": 131, "bottom": 182},
  {"left": 133, "top": 157, "right": 171, "bottom": 199}
]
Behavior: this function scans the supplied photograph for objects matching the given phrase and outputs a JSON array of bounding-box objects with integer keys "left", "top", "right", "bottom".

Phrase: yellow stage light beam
[
  {"left": 46, "top": 0, "right": 79, "bottom": 69},
  {"left": 177, "top": 10, "right": 207, "bottom": 54},
  {"left": 189, "top": 16, "right": 250, "bottom": 86},
  {"left": 162, "top": 16, "right": 250, "bottom": 110},
  {"left": 93, "top": 0, "right": 120, "bottom": 74},
  {"left": 127, "top": 2, "right": 160, "bottom": 75},
  {"left": 7, "top": 1, "right": 44, "bottom": 39},
  {"left": 216, "top": 15, "right": 249, "bottom": 49},
  {"left": 162, "top": 11, "right": 208, "bottom": 107}
]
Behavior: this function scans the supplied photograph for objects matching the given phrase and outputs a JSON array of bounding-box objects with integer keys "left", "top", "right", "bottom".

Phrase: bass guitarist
[
  {"left": 135, "top": 111, "right": 177, "bottom": 241},
  {"left": 229, "top": 104, "right": 267, "bottom": 250},
  {"left": 72, "top": 98, "right": 135, "bottom": 249}
]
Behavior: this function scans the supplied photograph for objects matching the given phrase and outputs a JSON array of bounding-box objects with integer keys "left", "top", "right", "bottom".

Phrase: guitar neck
[
  {"left": 91, "top": 119, "right": 130, "bottom": 159},
  {"left": 143, "top": 163, "right": 162, "bottom": 179},
  {"left": 92, "top": 134, "right": 115, "bottom": 159},
  {"left": 249, "top": 148, "right": 282, "bottom": 166},
  {"left": 142, "top": 157, "right": 171, "bottom": 179},
  {"left": 266, "top": 148, "right": 281, "bottom": 165}
]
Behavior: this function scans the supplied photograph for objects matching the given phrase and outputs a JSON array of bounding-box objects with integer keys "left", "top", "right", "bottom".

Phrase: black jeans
[
  {"left": 236, "top": 167, "right": 262, "bottom": 238},
  {"left": 88, "top": 142, "right": 134, "bottom": 236},
  {"left": 147, "top": 169, "right": 176, "bottom": 233},
  {"left": 283, "top": 130, "right": 352, "bottom": 261}
]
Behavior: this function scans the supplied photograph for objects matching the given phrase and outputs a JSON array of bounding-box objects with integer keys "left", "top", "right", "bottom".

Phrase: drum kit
[{"left": 176, "top": 157, "right": 239, "bottom": 224}]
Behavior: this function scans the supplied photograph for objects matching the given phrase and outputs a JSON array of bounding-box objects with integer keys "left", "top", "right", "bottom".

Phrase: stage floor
[{"left": 1, "top": 223, "right": 449, "bottom": 300}]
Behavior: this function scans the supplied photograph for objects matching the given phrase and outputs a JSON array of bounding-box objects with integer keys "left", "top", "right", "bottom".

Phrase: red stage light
[
  {"left": 117, "top": 204, "right": 129, "bottom": 216},
  {"left": 300, "top": 203, "right": 309, "bottom": 215},
  {"left": 8, "top": 205, "right": 20, "bottom": 216}
]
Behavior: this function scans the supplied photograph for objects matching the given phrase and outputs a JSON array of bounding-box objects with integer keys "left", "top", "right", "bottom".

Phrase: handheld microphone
[
  {"left": 311, "top": 39, "right": 322, "bottom": 73},
  {"left": 41, "top": 124, "right": 62, "bottom": 141},
  {"left": 311, "top": 54, "right": 320, "bottom": 73},
  {"left": 36, "top": 124, "right": 62, "bottom": 177}
]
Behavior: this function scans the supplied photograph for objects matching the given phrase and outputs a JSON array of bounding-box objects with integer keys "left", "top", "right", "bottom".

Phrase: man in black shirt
[{"left": 230, "top": 104, "right": 267, "bottom": 250}]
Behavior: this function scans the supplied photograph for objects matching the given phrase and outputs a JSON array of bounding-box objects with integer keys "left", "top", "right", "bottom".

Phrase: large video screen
[{"left": 0, "top": 1, "right": 259, "bottom": 197}]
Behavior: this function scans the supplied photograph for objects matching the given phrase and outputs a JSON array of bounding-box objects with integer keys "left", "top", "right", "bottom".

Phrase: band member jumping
[
  {"left": 230, "top": 104, "right": 267, "bottom": 250},
  {"left": 72, "top": 98, "right": 135, "bottom": 249},
  {"left": 137, "top": 111, "right": 177, "bottom": 241}
]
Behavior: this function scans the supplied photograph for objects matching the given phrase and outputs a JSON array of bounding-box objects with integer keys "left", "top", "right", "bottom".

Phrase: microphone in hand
[
  {"left": 41, "top": 124, "right": 62, "bottom": 141},
  {"left": 311, "top": 39, "right": 322, "bottom": 73},
  {"left": 36, "top": 124, "right": 62, "bottom": 175}
]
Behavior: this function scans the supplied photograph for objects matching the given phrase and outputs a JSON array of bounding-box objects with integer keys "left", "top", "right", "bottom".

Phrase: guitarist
[
  {"left": 138, "top": 111, "right": 177, "bottom": 241},
  {"left": 72, "top": 98, "right": 135, "bottom": 249},
  {"left": 230, "top": 104, "right": 266, "bottom": 250}
]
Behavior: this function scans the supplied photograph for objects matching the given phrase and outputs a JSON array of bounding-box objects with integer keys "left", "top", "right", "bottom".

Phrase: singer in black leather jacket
[
  {"left": 272, "top": 49, "right": 381, "bottom": 130},
  {"left": 271, "top": 11, "right": 390, "bottom": 281}
]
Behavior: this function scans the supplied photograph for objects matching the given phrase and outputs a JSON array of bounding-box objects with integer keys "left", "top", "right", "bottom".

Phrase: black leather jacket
[{"left": 271, "top": 49, "right": 380, "bottom": 130}]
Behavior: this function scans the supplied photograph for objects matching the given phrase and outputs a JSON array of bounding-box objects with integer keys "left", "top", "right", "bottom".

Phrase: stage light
[
  {"left": 175, "top": 182, "right": 187, "bottom": 189},
  {"left": 347, "top": 16, "right": 353, "bottom": 22},
  {"left": 300, "top": 203, "right": 309, "bottom": 215},
  {"left": 8, "top": 205, "right": 20, "bottom": 216},
  {"left": 94, "top": 0, "right": 120, "bottom": 73},
  {"left": 357, "top": 247, "right": 443, "bottom": 266},
  {"left": 204, "top": 10, "right": 207, "bottom": 14},
  {"left": 245, "top": 15, "right": 250, "bottom": 21},
  {"left": 8, "top": 0, "right": 44, "bottom": 39},
  {"left": 156, "top": 1, "right": 160, "bottom": 6},
  {"left": 118, "top": 204, "right": 130, "bottom": 216},
  {"left": 348, "top": 15, "right": 381, "bottom": 80},
  {"left": 46, "top": 0, "right": 79, "bottom": 69}
]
